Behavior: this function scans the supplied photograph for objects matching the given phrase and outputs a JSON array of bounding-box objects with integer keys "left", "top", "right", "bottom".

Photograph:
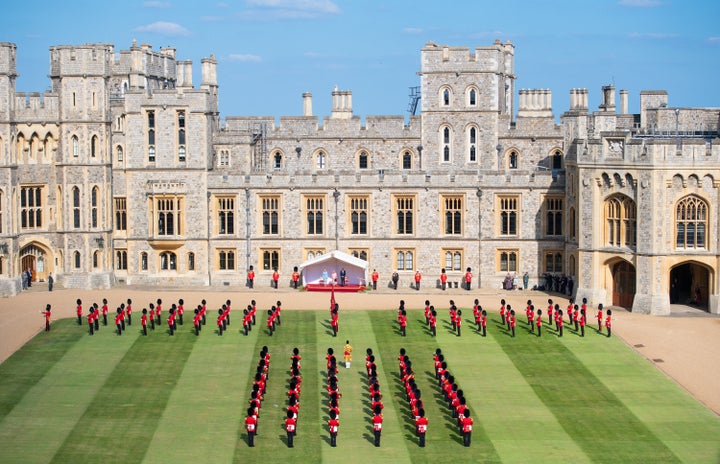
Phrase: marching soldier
[
  {"left": 415, "top": 408, "right": 428, "bottom": 447},
  {"left": 372, "top": 405, "right": 383, "bottom": 447},
  {"left": 40, "top": 304, "right": 51, "bottom": 332},
  {"left": 328, "top": 410, "right": 339, "bottom": 447},
  {"left": 285, "top": 409, "right": 297, "bottom": 448},
  {"left": 605, "top": 309, "right": 612, "bottom": 338},
  {"left": 141, "top": 308, "right": 149, "bottom": 336},
  {"left": 245, "top": 407, "right": 257, "bottom": 447}
]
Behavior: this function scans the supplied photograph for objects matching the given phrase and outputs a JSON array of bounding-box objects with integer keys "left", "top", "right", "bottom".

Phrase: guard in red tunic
[
  {"left": 424, "top": 300, "right": 431, "bottom": 325},
  {"left": 120, "top": 303, "right": 126, "bottom": 331},
  {"left": 88, "top": 307, "right": 95, "bottom": 335},
  {"left": 148, "top": 303, "right": 156, "bottom": 330},
  {"left": 193, "top": 308, "right": 201, "bottom": 336},
  {"left": 372, "top": 405, "right": 383, "bottom": 447},
  {"left": 596, "top": 303, "right": 604, "bottom": 332},
  {"left": 92, "top": 303, "right": 100, "bottom": 331},
  {"left": 509, "top": 309, "right": 516, "bottom": 337},
  {"left": 330, "top": 304, "right": 339, "bottom": 337},
  {"left": 275, "top": 300, "right": 282, "bottom": 326},
  {"left": 414, "top": 270, "right": 422, "bottom": 291},
  {"left": 579, "top": 309, "right": 586, "bottom": 337},
  {"left": 573, "top": 304, "right": 580, "bottom": 332},
  {"left": 557, "top": 309, "right": 564, "bottom": 337},
  {"left": 464, "top": 267, "right": 473, "bottom": 291},
  {"left": 415, "top": 408, "right": 428, "bottom": 447},
  {"left": 126, "top": 298, "right": 133, "bottom": 326},
  {"left": 547, "top": 299, "right": 554, "bottom": 327},
  {"left": 371, "top": 269, "right": 379, "bottom": 290},
  {"left": 247, "top": 265, "right": 255, "bottom": 289},
  {"left": 480, "top": 309, "right": 487, "bottom": 337},
  {"left": 76, "top": 299, "right": 83, "bottom": 325},
  {"left": 167, "top": 308, "right": 176, "bottom": 336},
  {"left": 267, "top": 308, "right": 275, "bottom": 336},
  {"left": 176, "top": 299, "right": 184, "bottom": 325},
  {"left": 500, "top": 299, "right": 506, "bottom": 325},
  {"left": 101, "top": 298, "right": 109, "bottom": 326},
  {"left": 40, "top": 304, "right": 52, "bottom": 332},
  {"left": 141, "top": 308, "right": 148, "bottom": 336},
  {"left": 456, "top": 309, "right": 463, "bottom": 336},
  {"left": 528, "top": 305, "right": 535, "bottom": 333},
  {"left": 505, "top": 304, "right": 512, "bottom": 331},
  {"left": 328, "top": 410, "right": 339, "bottom": 447},
  {"left": 225, "top": 299, "right": 232, "bottom": 326},
  {"left": 440, "top": 268, "right": 447, "bottom": 291},
  {"left": 245, "top": 407, "right": 257, "bottom": 447},
  {"left": 155, "top": 299, "right": 163, "bottom": 325},
  {"left": 292, "top": 267, "right": 300, "bottom": 289},
  {"left": 115, "top": 308, "right": 123, "bottom": 335},
  {"left": 200, "top": 299, "right": 207, "bottom": 325},
  {"left": 461, "top": 409, "right": 473, "bottom": 446},
  {"left": 429, "top": 308, "right": 437, "bottom": 337},
  {"left": 272, "top": 268, "right": 280, "bottom": 289},
  {"left": 250, "top": 299, "right": 257, "bottom": 325},
  {"left": 285, "top": 409, "right": 297, "bottom": 448},
  {"left": 536, "top": 309, "right": 543, "bottom": 337},
  {"left": 399, "top": 309, "right": 407, "bottom": 336},
  {"left": 217, "top": 308, "right": 225, "bottom": 336},
  {"left": 605, "top": 309, "right": 612, "bottom": 338}
]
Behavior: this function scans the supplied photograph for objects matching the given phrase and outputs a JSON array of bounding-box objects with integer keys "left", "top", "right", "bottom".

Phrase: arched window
[
  {"left": 316, "top": 151, "right": 326, "bottom": 170},
  {"left": 93, "top": 250, "right": 100, "bottom": 268},
  {"left": 358, "top": 151, "right": 368, "bottom": 169},
  {"left": 91, "top": 186, "right": 99, "bottom": 228},
  {"left": 552, "top": 151, "right": 563, "bottom": 170},
  {"left": 72, "top": 187, "right": 80, "bottom": 229},
  {"left": 116, "top": 145, "right": 123, "bottom": 162},
  {"left": 469, "top": 88, "right": 476, "bottom": 106},
  {"left": 91, "top": 135, "right": 98, "bottom": 158},
  {"left": 441, "top": 127, "right": 452, "bottom": 163},
  {"left": 397, "top": 250, "right": 414, "bottom": 271},
  {"left": 116, "top": 250, "right": 127, "bottom": 270},
  {"left": 73, "top": 251, "right": 81, "bottom": 269},
  {"left": 187, "top": 252, "right": 195, "bottom": 271},
  {"left": 402, "top": 151, "right": 412, "bottom": 170},
  {"left": 273, "top": 151, "right": 282, "bottom": 170},
  {"left": 605, "top": 194, "right": 636, "bottom": 247},
  {"left": 509, "top": 151, "right": 518, "bottom": 169},
  {"left": 442, "top": 88, "right": 450, "bottom": 106},
  {"left": 468, "top": 127, "right": 477, "bottom": 162},
  {"left": 141, "top": 252, "right": 148, "bottom": 271},
  {"left": 160, "top": 251, "right": 177, "bottom": 270},
  {"left": 676, "top": 195, "right": 708, "bottom": 249},
  {"left": 72, "top": 135, "right": 79, "bottom": 157}
]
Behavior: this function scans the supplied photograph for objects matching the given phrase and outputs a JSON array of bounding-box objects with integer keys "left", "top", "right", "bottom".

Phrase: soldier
[
  {"left": 579, "top": 308, "right": 586, "bottom": 337},
  {"left": 243, "top": 308, "right": 251, "bottom": 336},
  {"left": 573, "top": 304, "right": 580, "bottom": 332},
  {"left": 101, "top": 298, "right": 109, "bottom": 326},
  {"left": 547, "top": 299, "right": 554, "bottom": 326},
  {"left": 480, "top": 309, "right": 487, "bottom": 337},
  {"left": 292, "top": 266, "right": 300, "bottom": 289},
  {"left": 126, "top": 298, "right": 133, "bottom": 326},
  {"left": 245, "top": 407, "right": 257, "bottom": 447},
  {"left": 267, "top": 308, "right": 275, "bottom": 336},
  {"left": 155, "top": 299, "right": 163, "bottom": 325},
  {"left": 509, "top": 309, "right": 516, "bottom": 337},
  {"left": 605, "top": 309, "right": 612, "bottom": 338},
  {"left": 76, "top": 299, "right": 83, "bottom": 325},
  {"left": 456, "top": 309, "right": 463, "bottom": 336},
  {"left": 201, "top": 299, "right": 207, "bottom": 325},
  {"left": 87, "top": 307, "right": 95, "bottom": 336},
  {"left": 250, "top": 299, "right": 257, "bottom": 325},
  {"left": 440, "top": 268, "right": 447, "bottom": 291},
  {"left": 217, "top": 308, "right": 225, "bottom": 336},
  {"left": 343, "top": 340, "right": 352, "bottom": 368},
  {"left": 372, "top": 405, "right": 383, "bottom": 447},
  {"left": 528, "top": 305, "right": 535, "bottom": 333},
  {"left": 557, "top": 309, "right": 564, "bottom": 337},
  {"left": 414, "top": 270, "right": 422, "bottom": 291},
  {"left": 536, "top": 309, "right": 543, "bottom": 337},
  {"left": 141, "top": 308, "right": 149, "bottom": 336},
  {"left": 274, "top": 300, "right": 282, "bottom": 326},
  {"left": 429, "top": 307, "right": 437, "bottom": 337},
  {"left": 328, "top": 410, "right": 339, "bottom": 447},
  {"left": 596, "top": 303, "right": 604, "bottom": 332},
  {"left": 149, "top": 303, "right": 156, "bottom": 331},
  {"left": 330, "top": 305, "right": 339, "bottom": 337},
  {"left": 464, "top": 267, "right": 473, "bottom": 291},
  {"left": 505, "top": 304, "right": 512, "bottom": 331},
  {"left": 92, "top": 303, "right": 100, "bottom": 331},
  {"left": 371, "top": 269, "right": 379, "bottom": 290},
  {"left": 120, "top": 303, "right": 126, "bottom": 331},
  {"left": 424, "top": 299, "right": 432, "bottom": 325},
  {"left": 40, "top": 304, "right": 51, "bottom": 332},
  {"left": 461, "top": 408, "right": 473, "bottom": 447},
  {"left": 177, "top": 299, "right": 184, "bottom": 325},
  {"left": 499, "top": 299, "right": 507, "bottom": 325},
  {"left": 167, "top": 307, "right": 176, "bottom": 336},
  {"left": 193, "top": 308, "right": 202, "bottom": 336},
  {"left": 247, "top": 265, "right": 255, "bottom": 289},
  {"left": 272, "top": 268, "right": 280, "bottom": 289},
  {"left": 225, "top": 299, "right": 232, "bottom": 326},
  {"left": 115, "top": 308, "right": 123, "bottom": 335},
  {"left": 285, "top": 409, "right": 297, "bottom": 448},
  {"left": 399, "top": 309, "right": 407, "bottom": 336},
  {"left": 415, "top": 408, "right": 428, "bottom": 447}
]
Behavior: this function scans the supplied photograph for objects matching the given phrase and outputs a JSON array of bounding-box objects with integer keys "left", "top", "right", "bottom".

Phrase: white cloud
[
  {"left": 240, "top": 0, "right": 340, "bottom": 19},
  {"left": 135, "top": 21, "right": 191, "bottom": 37},
  {"left": 228, "top": 53, "right": 262, "bottom": 62},
  {"left": 403, "top": 27, "right": 424, "bottom": 35},
  {"left": 144, "top": 1, "right": 172, "bottom": 8},
  {"left": 619, "top": 0, "right": 662, "bottom": 7}
]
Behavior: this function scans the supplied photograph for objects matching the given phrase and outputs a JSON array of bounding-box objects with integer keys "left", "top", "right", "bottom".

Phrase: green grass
[{"left": 0, "top": 309, "right": 718, "bottom": 463}]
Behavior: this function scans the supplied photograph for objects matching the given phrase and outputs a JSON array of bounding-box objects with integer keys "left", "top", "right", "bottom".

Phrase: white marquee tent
[{"left": 298, "top": 250, "right": 369, "bottom": 287}]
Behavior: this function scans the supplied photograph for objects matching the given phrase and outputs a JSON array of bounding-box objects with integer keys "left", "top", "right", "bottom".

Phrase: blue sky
[{"left": 2, "top": 0, "right": 719, "bottom": 120}]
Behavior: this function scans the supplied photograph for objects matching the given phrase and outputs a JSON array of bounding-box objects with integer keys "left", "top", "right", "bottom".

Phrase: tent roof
[{"left": 298, "top": 250, "right": 369, "bottom": 271}]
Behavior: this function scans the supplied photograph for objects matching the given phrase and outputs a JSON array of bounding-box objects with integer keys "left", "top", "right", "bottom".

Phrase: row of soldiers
[
  {"left": 284, "top": 348, "right": 302, "bottom": 447},
  {"left": 364, "top": 347, "right": 384, "bottom": 446},
  {"left": 325, "top": 348, "right": 341, "bottom": 447},
  {"left": 244, "top": 347, "right": 271, "bottom": 446},
  {"left": 434, "top": 348, "right": 474, "bottom": 446},
  {"left": 398, "top": 348, "right": 428, "bottom": 447}
]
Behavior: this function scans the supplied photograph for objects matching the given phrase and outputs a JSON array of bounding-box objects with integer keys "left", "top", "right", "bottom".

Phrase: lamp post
[
  {"left": 333, "top": 188, "right": 341, "bottom": 250},
  {"left": 417, "top": 145, "right": 423, "bottom": 170}
]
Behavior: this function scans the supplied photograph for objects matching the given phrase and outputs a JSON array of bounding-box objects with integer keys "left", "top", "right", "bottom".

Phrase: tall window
[
  {"left": 402, "top": 151, "right": 412, "bottom": 170},
  {"left": 91, "top": 187, "right": 99, "bottom": 228},
  {"left": 91, "top": 135, "right": 98, "bottom": 158},
  {"left": 261, "top": 196, "right": 280, "bottom": 235},
  {"left": 154, "top": 196, "right": 183, "bottom": 236},
  {"left": 72, "top": 187, "right": 81, "bottom": 229},
  {"left": 93, "top": 251, "right": 99, "bottom": 268},
  {"left": 499, "top": 196, "right": 518, "bottom": 236},
  {"left": 0, "top": 190, "right": 3, "bottom": 233},
  {"left": 74, "top": 251, "right": 81, "bottom": 269},
  {"left": 358, "top": 151, "right": 368, "bottom": 169},
  {"left": 187, "top": 252, "right": 195, "bottom": 271},
  {"left": 217, "top": 197, "right": 235, "bottom": 235},
  {"left": 160, "top": 251, "right": 177, "bottom": 270},
  {"left": 545, "top": 251, "right": 563, "bottom": 273},
  {"left": 441, "top": 127, "right": 451, "bottom": 162},
  {"left": 605, "top": 195, "right": 636, "bottom": 247},
  {"left": 218, "top": 249, "right": 235, "bottom": 270},
  {"left": 509, "top": 151, "right": 518, "bottom": 169},
  {"left": 396, "top": 249, "right": 414, "bottom": 271},
  {"left": 147, "top": 110, "right": 156, "bottom": 162},
  {"left": 349, "top": 196, "right": 368, "bottom": 235},
  {"left": 316, "top": 151, "right": 326, "bottom": 170},
  {"left": 468, "top": 127, "right": 477, "bottom": 162},
  {"left": 116, "top": 250, "right": 128, "bottom": 270},
  {"left": 72, "top": 135, "right": 79, "bottom": 158},
  {"left": 141, "top": 252, "right": 148, "bottom": 271},
  {"left": 395, "top": 195, "right": 414, "bottom": 235},
  {"left": 273, "top": 151, "right": 282, "bottom": 170},
  {"left": 498, "top": 249, "right": 518, "bottom": 272},
  {"left": 115, "top": 197, "right": 127, "bottom": 231},
  {"left": 442, "top": 88, "right": 450, "bottom": 106},
  {"left": 21, "top": 186, "right": 43, "bottom": 229},
  {"left": 544, "top": 197, "right": 563, "bottom": 236},
  {"left": 262, "top": 248, "right": 280, "bottom": 270},
  {"left": 443, "top": 195, "right": 463, "bottom": 235},
  {"left": 219, "top": 150, "right": 230, "bottom": 166},
  {"left": 468, "top": 88, "right": 477, "bottom": 106},
  {"left": 676, "top": 195, "right": 708, "bottom": 249},
  {"left": 569, "top": 207, "right": 576, "bottom": 240},
  {"left": 116, "top": 145, "right": 123, "bottom": 162},
  {"left": 444, "top": 249, "right": 463, "bottom": 271},
  {"left": 305, "top": 196, "right": 324, "bottom": 235},
  {"left": 178, "top": 111, "right": 186, "bottom": 162}
]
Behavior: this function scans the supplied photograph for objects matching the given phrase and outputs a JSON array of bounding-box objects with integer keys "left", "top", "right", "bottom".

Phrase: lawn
[{"left": 0, "top": 307, "right": 718, "bottom": 463}]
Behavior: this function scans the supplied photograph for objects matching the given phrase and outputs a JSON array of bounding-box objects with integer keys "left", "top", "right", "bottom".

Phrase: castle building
[{"left": 0, "top": 39, "right": 718, "bottom": 315}]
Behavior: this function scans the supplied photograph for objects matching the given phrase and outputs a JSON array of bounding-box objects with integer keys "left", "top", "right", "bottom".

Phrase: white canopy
[{"left": 298, "top": 250, "right": 369, "bottom": 286}]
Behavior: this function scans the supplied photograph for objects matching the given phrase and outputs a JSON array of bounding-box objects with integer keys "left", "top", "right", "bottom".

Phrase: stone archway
[
  {"left": 611, "top": 260, "right": 636, "bottom": 308},
  {"left": 20, "top": 243, "right": 53, "bottom": 283},
  {"left": 670, "top": 262, "right": 711, "bottom": 309}
]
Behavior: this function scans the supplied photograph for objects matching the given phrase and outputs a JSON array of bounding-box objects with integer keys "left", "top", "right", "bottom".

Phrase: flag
[{"left": 330, "top": 284, "right": 336, "bottom": 310}]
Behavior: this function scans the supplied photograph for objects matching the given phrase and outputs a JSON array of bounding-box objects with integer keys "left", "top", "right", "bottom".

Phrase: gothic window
[
  {"left": 116, "top": 145, "right": 123, "bottom": 162},
  {"left": 469, "top": 88, "right": 476, "bottom": 106},
  {"left": 395, "top": 195, "right": 414, "bottom": 235},
  {"left": 72, "top": 135, "right": 79, "bottom": 158},
  {"left": 115, "top": 197, "right": 127, "bottom": 231},
  {"left": 468, "top": 127, "right": 477, "bottom": 162},
  {"left": 262, "top": 248, "right": 280, "bottom": 270},
  {"left": 509, "top": 151, "right": 518, "bottom": 169},
  {"left": 544, "top": 197, "right": 563, "bottom": 236},
  {"left": 72, "top": 187, "right": 81, "bottom": 229},
  {"left": 273, "top": 151, "right": 282, "bottom": 170},
  {"left": 91, "top": 135, "right": 98, "bottom": 158},
  {"left": 676, "top": 195, "right": 708, "bottom": 249},
  {"left": 498, "top": 195, "right": 519, "bottom": 236},
  {"left": 358, "top": 151, "right": 368, "bottom": 169},
  {"left": 147, "top": 110, "right": 155, "bottom": 162},
  {"left": 441, "top": 127, "right": 452, "bottom": 162},
  {"left": 349, "top": 196, "right": 368, "bottom": 235},
  {"left": 116, "top": 250, "right": 128, "bottom": 270},
  {"left": 154, "top": 196, "right": 183, "bottom": 236},
  {"left": 160, "top": 251, "right": 177, "bottom": 270},
  {"left": 218, "top": 249, "right": 235, "bottom": 270},
  {"left": 74, "top": 251, "right": 81, "bottom": 269},
  {"left": 402, "top": 151, "right": 412, "bottom": 170},
  {"left": 178, "top": 146, "right": 186, "bottom": 162},
  {"left": 217, "top": 196, "right": 235, "bottom": 235},
  {"left": 442, "top": 88, "right": 450, "bottom": 106},
  {"left": 498, "top": 249, "right": 519, "bottom": 272},
  {"left": 305, "top": 196, "right": 324, "bottom": 235},
  {"left": 141, "top": 252, "right": 148, "bottom": 271},
  {"left": 443, "top": 195, "right": 463, "bottom": 235},
  {"left": 552, "top": 150, "right": 563, "bottom": 170},
  {"left": 91, "top": 186, "right": 99, "bottom": 228},
  {"left": 396, "top": 249, "right": 414, "bottom": 271},
  {"left": 605, "top": 194, "right": 636, "bottom": 247},
  {"left": 21, "top": 186, "right": 44, "bottom": 229},
  {"left": 444, "top": 249, "right": 463, "bottom": 271},
  {"left": 316, "top": 151, "right": 326, "bottom": 170},
  {"left": 187, "top": 252, "right": 195, "bottom": 271},
  {"left": 349, "top": 248, "right": 368, "bottom": 261},
  {"left": 261, "top": 196, "right": 280, "bottom": 235}
]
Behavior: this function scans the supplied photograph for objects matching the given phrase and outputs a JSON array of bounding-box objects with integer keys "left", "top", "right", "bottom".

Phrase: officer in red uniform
[
  {"left": 146, "top": 303, "right": 155, "bottom": 331},
  {"left": 167, "top": 308, "right": 176, "bottom": 336},
  {"left": 285, "top": 409, "right": 297, "bottom": 448},
  {"left": 217, "top": 308, "right": 225, "bottom": 336},
  {"left": 141, "top": 308, "right": 148, "bottom": 336},
  {"left": 292, "top": 266, "right": 300, "bottom": 289},
  {"left": 500, "top": 299, "right": 506, "bottom": 325},
  {"left": 177, "top": 299, "right": 184, "bottom": 325},
  {"left": 193, "top": 308, "right": 202, "bottom": 336},
  {"left": 440, "top": 268, "right": 447, "bottom": 291},
  {"left": 247, "top": 265, "right": 255, "bottom": 289},
  {"left": 509, "top": 309, "right": 516, "bottom": 337},
  {"left": 461, "top": 408, "right": 473, "bottom": 446},
  {"left": 330, "top": 304, "right": 339, "bottom": 337},
  {"left": 596, "top": 303, "right": 604, "bottom": 332},
  {"left": 528, "top": 305, "right": 535, "bottom": 333},
  {"left": 536, "top": 309, "right": 543, "bottom": 337},
  {"left": 126, "top": 298, "right": 133, "bottom": 326},
  {"left": 155, "top": 299, "right": 163, "bottom": 325},
  {"left": 200, "top": 300, "right": 207, "bottom": 325},
  {"left": 328, "top": 410, "right": 339, "bottom": 447},
  {"left": 399, "top": 309, "right": 407, "bottom": 336},
  {"left": 429, "top": 308, "right": 437, "bottom": 337},
  {"left": 87, "top": 307, "right": 95, "bottom": 335},
  {"left": 371, "top": 269, "right": 379, "bottom": 290},
  {"left": 101, "top": 298, "right": 109, "bottom": 326},
  {"left": 464, "top": 267, "right": 473, "bottom": 291},
  {"left": 557, "top": 309, "right": 564, "bottom": 337},
  {"left": 76, "top": 299, "right": 83, "bottom": 325},
  {"left": 456, "top": 309, "right": 463, "bottom": 336},
  {"left": 480, "top": 309, "right": 487, "bottom": 337},
  {"left": 272, "top": 268, "right": 280, "bottom": 289},
  {"left": 372, "top": 405, "right": 383, "bottom": 447},
  {"left": 579, "top": 309, "right": 586, "bottom": 337},
  {"left": 414, "top": 270, "right": 422, "bottom": 291},
  {"left": 415, "top": 408, "right": 428, "bottom": 447},
  {"left": 244, "top": 407, "right": 257, "bottom": 447},
  {"left": 115, "top": 308, "right": 123, "bottom": 335},
  {"left": 40, "top": 304, "right": 51, "bottom": 332},
  {"left": 605, "top": 309, "right": 612, "bottom": 338}
]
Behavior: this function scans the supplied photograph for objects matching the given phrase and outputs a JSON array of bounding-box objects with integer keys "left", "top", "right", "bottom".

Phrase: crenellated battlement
[
  {"left": 13, "top": 92, "right": 59, "bottom": 119},
  {"left": 0, "top": 42, "right": 17, "bottom": 77},
  {"left": 49, "top": 43, "right": 115, "bottom": 77}
]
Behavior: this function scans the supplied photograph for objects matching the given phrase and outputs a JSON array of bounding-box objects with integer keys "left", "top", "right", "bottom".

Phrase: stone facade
[{"left": 0, "top": 39, "right": 718, "bottom": 315}]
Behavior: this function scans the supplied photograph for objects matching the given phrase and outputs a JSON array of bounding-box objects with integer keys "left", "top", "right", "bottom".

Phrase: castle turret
[
  {"left": 0, "top": 42, "right": 17, "bottom": 119},
  {"left": 303, "top": 92, "right": 313, "bottom": 116},
  {"left": 201, "top": 55, "right": 217, "bottom": 94},
  {"left": 331, "top": 86, "right": 352, "bottom": 119}
]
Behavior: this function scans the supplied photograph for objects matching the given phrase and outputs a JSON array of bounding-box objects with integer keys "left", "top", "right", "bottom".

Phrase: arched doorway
[
  {"left": 611, "top": 260, "right": 636, "bottom": 308},
  {"left": 670, "top": 262, "right": 710, "bottom": 309},
  {"left": 20, "top": 243, "right": 52, "bottom": 283}
]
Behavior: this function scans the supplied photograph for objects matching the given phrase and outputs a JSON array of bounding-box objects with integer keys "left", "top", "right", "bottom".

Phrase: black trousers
[
  {"left": 94, "top": 319, "right": 99, "bottom": 331},
  {"left": 143, "top": 325, "right": 147, "bottom": 336},
  {"left": 463, "top": 431, "right": 472, "bottom": 446},
  {"left": 373, "top": 430, "right": 381, "bottom": 447},
  {"left": 482, "top": 326, "right": 486, "bottom": 337},
  {"left": 247, "top": 431, "right": 255, "bottom": 447},
  {"left": 103, "top": 315, "right": 107, "bottom": 326},
  {"left": 607, "top": 327, "right": 612, "bottom": 338},
  {"left": 88, "top": 323, "right": 94, "bottom": 335},
  {"left": 287, "top": 431, "right": 294, "bottom": 447},
  {"left": 418, "top": 432, "right": 426, "bottom": 447},
  {"left": 330, "top": 432, "right": 337, "bottom": 447},
  {"left": 116, "top": 324, "right": 122, "bottom": 335}
]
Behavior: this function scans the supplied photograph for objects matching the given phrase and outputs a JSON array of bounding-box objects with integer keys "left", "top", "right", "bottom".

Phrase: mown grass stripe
[
  {"left": 0, "top": 319, "right": 85, "bottom": 419},
  {"left": 494, "top": 316, "right": 681, "bottom": 464},
  {"left": 231, "top": 309, "right": 321, "bottom": 463},
  {"left": 0, "top": 319, "right": 136, "bottom": 464},
  {"left": 49, "top": 324, "right": 197, "bottom": 464},
  {"left": 142, "top": 317, "right": 259, "bottom": 463},
  {"left": 368, "top": 309, "right": 502, "bottom": 463},
  {"left": 438, "top": 310, "right": 592, "bottom": 464}
]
